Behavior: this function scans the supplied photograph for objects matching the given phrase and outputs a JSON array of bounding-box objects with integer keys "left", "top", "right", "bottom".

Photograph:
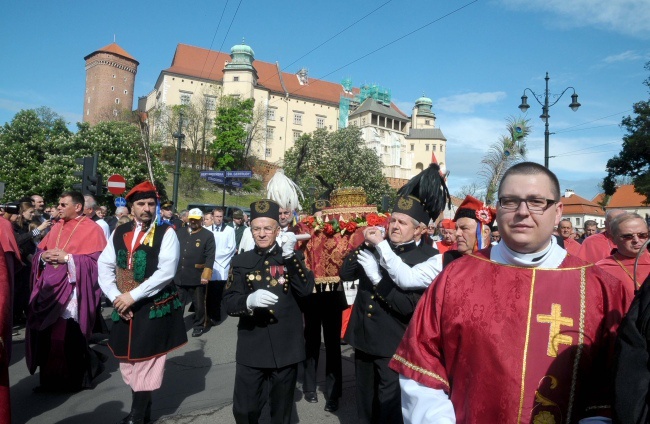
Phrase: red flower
[
  {"left": 323, "top": 223, "right": 335, "bottom": 236},
  {"left": 475, "top": 208, "right": 492, "bottom": 225},
  {"left": 304, "top": 216, "right": 315, "bottom": 226},
  {"left": 366, "top": 213, "right": 381, "bottom": 226},
  {"left": 346, "top": 221, "right": 358, "bottom": 233}
]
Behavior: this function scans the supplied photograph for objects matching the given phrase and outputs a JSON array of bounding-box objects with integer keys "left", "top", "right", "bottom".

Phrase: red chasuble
[
  {"left": 436, "top": 241, "right": 456, "bottom": 254},
  {"left": 563, "top": 237, "right": 581, "bottom": 257},
  {"left": 390, "top": 249, "right": 630, "bottom": 423},
  {"left": 597, "top": 251, "right": 650, "bottom": 298},
  {"left": 577, "top": 232, "right": 615, "bottom": 264}
]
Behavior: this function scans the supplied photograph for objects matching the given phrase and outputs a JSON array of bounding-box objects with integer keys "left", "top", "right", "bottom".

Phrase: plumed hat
[
  {"left": 392, "top": 195, "right": 429, "bottom": 224},
  {"left": 266, "top": 169, "right": 303, "bottom": 211},
  {"left": 125, "top": 181, "right": 158, "bottom": 202},
  {"left": 397, "top": 163, "right": 450, "bottom": 222},
  {"left": 250, "top": 199, "right": 281, "bottom": 222}
]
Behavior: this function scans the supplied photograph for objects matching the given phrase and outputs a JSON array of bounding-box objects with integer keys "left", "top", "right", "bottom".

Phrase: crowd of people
[{"left": 0, "top": 161, "right": 649, "bottom": 424}]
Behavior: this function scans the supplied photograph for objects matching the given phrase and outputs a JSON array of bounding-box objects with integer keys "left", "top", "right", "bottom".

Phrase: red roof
[
  {"left": 606, "top": 184, "right": 649, "bottom": 208},
  {"left": 561, "top": 192, "right": 604, "bottom": 216},
  {"left": 85, "top": 42, "right": 138, "bottom": 65},
  {"left": 592, "top": 192, "right": 606, "bottom": 205},
  {"left": 164, "top": 43, "right": 405, "bottom": 112}
]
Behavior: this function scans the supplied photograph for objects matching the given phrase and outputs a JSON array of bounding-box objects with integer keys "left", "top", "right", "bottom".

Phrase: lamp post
[
  {"left": 172, "top": 111, "right": 185, "bottom": 210},
  {"left": 518, "top": 72, "right": 581, "bottom": 168}
]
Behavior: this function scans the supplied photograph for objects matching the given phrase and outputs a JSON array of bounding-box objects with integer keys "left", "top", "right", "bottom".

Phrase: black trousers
[
  {"left": 354, "top": 349, "right": 403, "bottom": 424},
  {"left": 178, "top": 285, "right": 207, "bottom": 330},
  {"left": 302, "top": 292, "right": 343, "bottom": 400},
  {"left": 206, "top": 280, "right": 225, "bottom": 322},
  {"left": 233, "top": 362, "right": 298, "bottom": 424}
]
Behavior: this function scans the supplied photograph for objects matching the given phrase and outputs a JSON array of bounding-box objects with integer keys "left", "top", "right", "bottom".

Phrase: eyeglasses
[
  {"left": 498, "top": 197, "right": 557, "bottom": 214},
  {"left": 619, "top": 232, "right": 649, "bottom": 241},
  {"left": 252, "top": 226, "right": 278, "bottom": 234}
]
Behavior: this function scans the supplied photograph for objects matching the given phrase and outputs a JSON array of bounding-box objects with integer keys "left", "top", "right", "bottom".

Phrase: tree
[
  {"left": 603, "top": 61, "right": 650, "bottom": 202},
  {"left": 283, "top": 127, "right": 394, "bottom": 209},
  {"left": 454, "top": 182, "right": 485, "bottom": 200},
  {"left": 210, "top": 97, "right": 255, "bottom": 170},
  {"left": 479, "top": 116, "right": 530, "bottom": 204}
]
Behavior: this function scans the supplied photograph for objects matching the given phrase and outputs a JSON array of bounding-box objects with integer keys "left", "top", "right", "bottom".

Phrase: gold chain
[{"left": 55, "top": 216, "right": 86, "bottom": 251}]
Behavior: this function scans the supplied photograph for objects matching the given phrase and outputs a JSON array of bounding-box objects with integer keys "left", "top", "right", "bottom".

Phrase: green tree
[
  {"left": 283, "top": 127, "right": 394, "bottom": 209},
  {"left": 210, "top": 97, "right": 255, "bottom": 170},
  {"left": 479, "top": 116, "right": 530, "bottom": 204},
  {"left": 603, "top": 61, "right": 650, "bottom": 202}
]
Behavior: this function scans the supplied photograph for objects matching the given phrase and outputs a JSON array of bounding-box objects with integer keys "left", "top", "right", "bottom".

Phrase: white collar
[{"left": 490, "top": 237, "right": 567, "bottom": 268}]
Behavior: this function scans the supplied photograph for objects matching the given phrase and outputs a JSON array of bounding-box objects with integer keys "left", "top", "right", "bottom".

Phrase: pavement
[{"left": 9, "top": 307, "right": 358, "bottom": 424}]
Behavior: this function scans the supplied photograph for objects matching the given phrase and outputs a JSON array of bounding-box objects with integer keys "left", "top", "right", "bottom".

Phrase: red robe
[
  {"left": 435, "top": 241, "right": 456, "bottom": 254},
  {"left": 563, "top": 237, "right": 581, "bottom": 257},
  {"left": 597, "top": 251, "right": 650, "bottom": 298},
  {"left": 577, "top": 232, "right": 615, "bottom": 264},
  {"left": 390, "top": 249, "right": 629, "bottom": 423}
]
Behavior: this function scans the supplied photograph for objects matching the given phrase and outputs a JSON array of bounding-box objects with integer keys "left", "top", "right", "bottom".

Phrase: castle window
[
  {"left": 265, "top": 148, "right": 272, "bottom": 157},
  {"left": 410, "top": 144, "right": 414, "bottom": 151},
  {"left": 180, "top": 92, "right": 192, "bottom": 105},
  {"left": 267, "top": 108, "right": 276, "bottom": 121},
  {"left": 115, "top": 98, "right": 120, "bottom": 104},
  {"left": 111, "top": 86, "right": 115, "bottom": 91},
  {"left": 87, "top": 97, "right": 91, "bottom": 104},
  {"left": 205, "top": 96, "right": 216, "bottom": 111},
  {"left": 440, "top": 145, "right": 444, "bottom": 152},
  {"left": 425, "top": 119, "right": 430, "bottom": 125},
  {"left": 234, "top": 76, "right": 239, "bottom": 82},
  {"left": 293, "top": 112, "right": 303, "bottom": 125},
  {"left": 293, "top": 130, "right": 302, "bottom": 141},
  {"left": 267, "top": 127, "right": 274, "bottom": 140},
  {"left": 316, "top": 116, "right": 325, "bottom": 129},
  {"left": 113, "top": 74, "right": 116, "bottom": 78},
  {"left": 113, "top": 109, "right": 118, "bottom": 117},
  {"left": 432, "top": 144, "right": 437, "bottom": 152},
  {"left": 425, "top": 144, "right": 429, "bottom": 151},
  {"left": 124, "top": 90, "right": 128, "bottom": 95}
]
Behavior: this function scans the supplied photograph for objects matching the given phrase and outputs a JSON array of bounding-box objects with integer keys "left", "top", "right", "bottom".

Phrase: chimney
[{"left": 564, "top": 189, "right": 574, "bottom": 198}]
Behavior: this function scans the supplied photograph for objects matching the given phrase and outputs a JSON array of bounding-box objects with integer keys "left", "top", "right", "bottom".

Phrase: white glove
[
  {"left": 246, "top": 289, "right": 279, "bottom": 309},
  {"left": 280, "top": 232, "right": 297, "bottom": 258},
  {"left": 358, "top": 250, "right": 382, "bottom": 285}
]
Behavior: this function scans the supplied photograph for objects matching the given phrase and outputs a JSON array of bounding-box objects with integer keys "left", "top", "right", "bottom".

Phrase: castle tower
[
  {"left": 83, "top": 42, "right": 139, "bottom": 125},
  {"left": 411, "top": 95, "right": 436, "bottom": 129},
  {"left": 222, "top": 40, "right": 258, "bottom": 99}
]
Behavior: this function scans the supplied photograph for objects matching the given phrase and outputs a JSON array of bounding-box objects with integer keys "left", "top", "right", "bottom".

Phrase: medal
[
  {"left": 255, "top": 274, "right": 262, "bottom": 281},
  {"left": 248, "top": 274, "right": 255, "bottom": 281},
  {"left": 196, "top": 241, "right": 200, "bottom": 247},
  {"left": 270, "top": 279, "right": 278, "bottom": 287},
  {"left": 278, "top": 276, "right": 286, "bottom": 285}
]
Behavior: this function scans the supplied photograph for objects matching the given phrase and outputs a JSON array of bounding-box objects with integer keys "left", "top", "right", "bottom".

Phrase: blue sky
[{"left": 1, "top": 0, "right": 649, "bottom": 200}]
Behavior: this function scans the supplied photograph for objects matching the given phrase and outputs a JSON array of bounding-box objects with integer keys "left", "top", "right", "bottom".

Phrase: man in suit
[{"left": 223, "top": 199, "right": 314, "bottom": 424}]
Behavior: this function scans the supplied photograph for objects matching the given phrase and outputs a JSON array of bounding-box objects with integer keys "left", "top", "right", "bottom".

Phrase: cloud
[
  {"left": 499, "top": 0, "right": 650, "bottom": 38},
  {"left": 435, "top": 92, "right": 507, "bottom": 114},
  {"left": 603, "top": 50, "right": 643, "bottom": 64}
]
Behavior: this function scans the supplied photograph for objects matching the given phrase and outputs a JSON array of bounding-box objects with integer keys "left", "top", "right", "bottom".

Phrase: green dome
[
  {"left": 231, "top": 42, "right": 254, "bottom": 57},
  {"left": 415, "top": 95, "right": 432, "bottom": 106}
]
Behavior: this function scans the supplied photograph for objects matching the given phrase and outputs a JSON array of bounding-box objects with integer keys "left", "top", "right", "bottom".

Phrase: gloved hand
[
  {"left": 246, "top": 289, "right": 279, "bottom": 309},
  {"left": 358, "top": 250, "right": 382, "bottom": 285},
  {"left": 281, "top": 232, "right": 297, "bottom": 258}
]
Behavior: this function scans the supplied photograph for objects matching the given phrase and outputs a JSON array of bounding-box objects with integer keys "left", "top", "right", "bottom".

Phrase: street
[{"left": 9, "top": 308, "right": 357, "bottom": 424}]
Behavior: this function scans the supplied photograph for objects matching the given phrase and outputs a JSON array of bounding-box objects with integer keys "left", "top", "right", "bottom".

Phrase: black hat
[
  {"left": 161, "top": 200, "right": 173, "bottom": 210},
  {"left": 392, "top": 195, "right": 429, "bottom": 224},
  {"left": 250, "top": 199, "right": 281, "bottom": 222}
]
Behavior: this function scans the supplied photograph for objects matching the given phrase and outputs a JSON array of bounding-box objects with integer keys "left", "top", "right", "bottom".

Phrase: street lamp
[
  {"left": 172, "top": 111, "right": 185, "bottom": 210},
  {"left": 518, "top": 72, "right": 581, "bottom": 168}
]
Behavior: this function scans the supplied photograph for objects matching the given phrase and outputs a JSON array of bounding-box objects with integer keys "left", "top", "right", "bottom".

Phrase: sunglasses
[{"left": 619, "top": 232, "right": 649, "bottom": 241}]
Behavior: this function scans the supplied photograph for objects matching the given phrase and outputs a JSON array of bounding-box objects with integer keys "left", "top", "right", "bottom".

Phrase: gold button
[
  {"left": 368, "top": 305, "right": 373, "bottom": 309},
  {"left": 264, "top": 261, "right": 269, "bottom": 265},
  {"left": 367, "top": 313, "right": 372, "bottom": 318},
  {"left": 266, "top": 276, "right": 270, "bottom": 281},
  {"left": 370, "top": 295, "right": 375, "bottom": 300},
  {"left": 269, "top": 309, "right": 274, "bottom": 314}
]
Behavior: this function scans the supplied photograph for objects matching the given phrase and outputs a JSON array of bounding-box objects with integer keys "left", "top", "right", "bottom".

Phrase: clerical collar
[
  {"left": 490, "top": 237, "right": 566, "bottom": 268},
  {"left": 390, "top": 240, "right": 416, "bottom": 253}
]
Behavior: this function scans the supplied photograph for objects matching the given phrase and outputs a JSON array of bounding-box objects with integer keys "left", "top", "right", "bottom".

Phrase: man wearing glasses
[
  {"left": 596, "top": 212, "right": 649, "bottom": 297},
  {"left": 223, "top": 199, "right": 314, "bottom": 424},
  {"left": 388, "top": 162, "right": 629, "bottom": 423}
]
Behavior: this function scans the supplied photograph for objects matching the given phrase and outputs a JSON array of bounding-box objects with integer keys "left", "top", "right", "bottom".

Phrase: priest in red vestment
[
  {"left": 577, "top": 209, "right": 625, "bottom": 263},
  {"left": 26, "top": 191, "right": 107, "bottom": 392},
  {"left": 434, "top": 219, "right": 456, "bottom": 254},
  {"left": 596, "top": 213, "right": 649, "bottom": 298},
  {"left": 0, "top": 215, "right": 20, "bottom": 423},
  {"left": 389, "top": 162, "right": 630, "bottom": 423},
  {"left": 559, "top": 218, "right": 581, "bottom": 256}
]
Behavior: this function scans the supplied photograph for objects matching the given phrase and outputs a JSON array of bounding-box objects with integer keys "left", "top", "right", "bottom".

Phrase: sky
[{"left": 1, "top": 0, "right": 649, "bottom": 201}]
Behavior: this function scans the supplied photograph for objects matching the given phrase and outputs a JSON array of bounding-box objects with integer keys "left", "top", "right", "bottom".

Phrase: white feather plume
[{"left": 266, "top": 169, "right": 303, "bottom": 211}]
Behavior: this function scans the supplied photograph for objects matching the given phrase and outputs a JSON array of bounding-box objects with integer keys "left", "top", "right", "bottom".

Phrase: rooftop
[
  {"left": 605, "top": 184, "right": 649, "bottom": 208},
  {"left": 561, "top": 191, "right": 604, "bottom": 216},
  {"left": 85, "top": 42, "right": 139, "bottom": 65}
]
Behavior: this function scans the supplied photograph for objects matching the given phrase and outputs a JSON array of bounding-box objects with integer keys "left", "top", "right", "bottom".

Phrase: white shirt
[
  {"left": 95, "top": 218, "right": 111, "bottom": 240},
  {"left": 239, "top": 227, "right": 255, "bottom": 253},
  {"left": 98, "top": 221, "right": 180, "bottom": 302},
  {"left": 204, "top": 223, "right": 236, "bottom": 280},
  {"left": 375, "top": 240, "right": 443, "bottom": 290}
]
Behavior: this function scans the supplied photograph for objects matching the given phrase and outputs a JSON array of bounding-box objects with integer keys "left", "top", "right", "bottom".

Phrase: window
[
  {"left": 267, "top": 108, "right": 276, "bottom": 121},
  {"left": 265, "top": 148, "right": 272, "bottom": 157},
  {"left": 115, "top": 98, "right": 120, "bottom": 104},
  {"left": 87, "top": 97, "right": 91, "bottom": 104},
  {"left": 293, "top": 130, "right": 301, "bottom": 141},
  {"left": 267, "top": 127, "right": 274, "bottom": 139},
  {"left": 425, "top": 119, "right": 430, "bottom": 125},
  {"left": 205, "top": 96, "right": 216, "bottom": 111},
  {"left": 425, "top": 144, "right": 429, "bottom": 151},
  {"left": 234, "top": 76, "right": 239, "bottom": 82},
  {"left": 180, "top": 92, "right": 191, "bottom": 105},
  {"left": 576, "top": 217, "right": 581, "bottom": 226},
  {"left": 293, "top": 113, "right": 303, "bottom": 125},
  {"left": 111, "top": 86, "right": 115, "bottom": 91},
  {"left": 113, "top": 74, "right": 116, "bottom": 78},
  {"left": 410, "top": 144, "right": 414, "bottom": 151},
  {"left": 113, "top": 109, "right": 118, "bottom": 117},
  {"left": 440, "top": 145, "right": 444, "bottom": 152},
  {"left": 124, "top": 90, "right": 128, "bottom": 95},
  {"left": 316, "top": 116, "right": 325, "bottom": 129},
  {"left": 362, "top": 118, "right": 366, "bottom": 125},
  {"left": 432, "top": 144, "right": 437, "bottom": 152}
]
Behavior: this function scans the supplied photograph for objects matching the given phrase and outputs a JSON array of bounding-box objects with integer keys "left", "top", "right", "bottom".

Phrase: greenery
[
  {"left": 211, "top": 97, "right": 255, "bottom": 170},
  {"left": 283, "top": 126, "right": 395, "bottom": 210},
  {"left": 0, "top": 108, "right": 166, "bottom": 204},
  {"left": 603, "top": 61, "right": 650, "bottom": 202}
]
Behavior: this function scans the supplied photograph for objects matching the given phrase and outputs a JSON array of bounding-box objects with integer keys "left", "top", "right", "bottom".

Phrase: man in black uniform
[
  {"left": 223, "top": 199, "right": 315, "bottom": 424},
  {"left": 160, "top": 200, "right": 183, "bottom": 229},
  {"left": 174, "top": 208, "right": 216, "bottom": 337},
  {"left": 228, "top": 208, "right": 247, "bottom": 251},
  {"left": 341, "top": 195, "right": 435, "bottom": 424}
]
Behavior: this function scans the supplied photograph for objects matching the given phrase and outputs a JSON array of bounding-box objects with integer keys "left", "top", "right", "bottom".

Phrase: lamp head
[
  {"left": 569, "top": 93, "right": 581, "bottom": 112},
  {"left": 518, "top": 94, "right": 530, "bottom": 112}
]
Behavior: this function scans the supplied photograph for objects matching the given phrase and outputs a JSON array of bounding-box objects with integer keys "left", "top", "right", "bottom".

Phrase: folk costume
[
  {"left": 223, "top": 200, "right": 314, "bottom": 424},
  {"left": 341, "top": 195, "right": 432, "bottom": 424},
  {"left": 0, "top": 216, "right": 20, "bottom": 423},
  {"left": 596, "top": 250, "right": 650, "bottom": 298},
  {"left": 577, "top": 231, "right": 616, "bottom": 263},
  {"left": 98, "top": 181, "right": 186, "bottom": 424},
  {"left": 174, "top": 208, "right": 215, "bottom": 336},
  {"left": 390, "top": 240, "right": 630, "bottom": 423},
  {"left": 26, "top": 206, "right": 107, "bottom": 392}
]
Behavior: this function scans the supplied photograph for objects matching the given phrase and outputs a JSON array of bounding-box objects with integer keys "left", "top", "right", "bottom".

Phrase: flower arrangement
[{"left": 302, "top": 212, "right": 390, "bottom": 236}]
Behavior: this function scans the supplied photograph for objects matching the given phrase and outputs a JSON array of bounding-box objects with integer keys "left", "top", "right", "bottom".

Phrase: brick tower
[{"left": 83, "top": 42, "right": 138, "bottom": 125}]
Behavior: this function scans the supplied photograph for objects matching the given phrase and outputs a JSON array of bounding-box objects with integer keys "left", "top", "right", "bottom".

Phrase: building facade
[
  {"left": 560, "top": 189, "right": 605, "bottom": 229},
  {"left": 83, "top": 43, "right": 138, "bottom": 125},
  {"left": 138, "top": 42, "right": 446, "bottom": 180}
]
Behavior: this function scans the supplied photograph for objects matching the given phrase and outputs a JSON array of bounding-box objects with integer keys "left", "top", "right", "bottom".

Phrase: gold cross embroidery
[{"left": 537, "top": 303, "right": 574, "bottom": 357}]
